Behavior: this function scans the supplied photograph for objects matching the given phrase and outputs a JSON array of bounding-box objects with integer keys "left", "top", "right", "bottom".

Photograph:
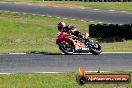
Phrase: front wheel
[
  {"left": 89, "top": 43, "right": 101, "bottom": 55},
  {"left": 59, "top": 41, "right": 74, "bottom": 55}
]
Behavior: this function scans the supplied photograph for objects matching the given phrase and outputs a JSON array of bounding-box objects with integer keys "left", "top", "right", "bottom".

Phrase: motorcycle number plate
[{"left": 82, "top": 47, "right": 89, "bottom": 50}]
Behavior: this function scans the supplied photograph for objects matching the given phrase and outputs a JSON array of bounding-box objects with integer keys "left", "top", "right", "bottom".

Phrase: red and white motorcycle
[{"left": 56, "top": 32, "right": 101, "bottom": 55}]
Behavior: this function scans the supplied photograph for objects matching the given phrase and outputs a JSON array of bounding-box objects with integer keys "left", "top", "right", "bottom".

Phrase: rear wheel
[{"left": 59, "top": 41, "right": 74, "bottom": 55}]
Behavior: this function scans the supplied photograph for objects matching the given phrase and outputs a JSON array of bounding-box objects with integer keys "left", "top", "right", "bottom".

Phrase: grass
[
  {"left": 101, "top": 40, "right": 132, "bottom": 52},
  {"left": 1, "top": 1, "right": 132, "bottom": 12},
  {"left": 0, "top": 11, "right": 92, "bottom": 54},
  {"left": 0, "top": 11, "right": 131, "bottom": 54},
  {"left": 0, "top": 72, "right": 132, "bottom": 88}
]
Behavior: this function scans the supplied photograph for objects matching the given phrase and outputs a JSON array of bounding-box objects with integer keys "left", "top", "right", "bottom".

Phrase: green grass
[
  {"left": 0, "top": 11, "right": 92, "bottom": 54},
  {"left": 101, "top": 40, "right": 132, "bottom": 52},
  {"left": 0, "top": 11, "right": 131, "bottom": 54},
  {"left": 0, "top": 72, "right": 132, "bottom": 88},
  {"left": 1, "top": 1, "right": 132, "bottom": 12}
]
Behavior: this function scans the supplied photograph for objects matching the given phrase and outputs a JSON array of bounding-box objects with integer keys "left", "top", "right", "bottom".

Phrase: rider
[{"left": 57, "top": 22, "right": 89, "bottom": 41}]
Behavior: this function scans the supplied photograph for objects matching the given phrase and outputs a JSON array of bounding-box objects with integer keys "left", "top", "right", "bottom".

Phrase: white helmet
[{"left": 57, "top": 22, "right": 66, "bottom": 31}]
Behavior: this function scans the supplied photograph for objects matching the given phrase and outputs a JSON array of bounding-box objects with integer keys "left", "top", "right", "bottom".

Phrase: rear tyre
[{"left": 59, "top": 41, "right": 74, "bottom": 55}]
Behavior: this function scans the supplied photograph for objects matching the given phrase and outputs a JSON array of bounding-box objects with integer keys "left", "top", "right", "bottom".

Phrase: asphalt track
[
  {"left": 0, "top": 53, "right": 132, "bottom": 73},
  {"left": 0, "top": 3, "right": 132, "bottom": 24}
]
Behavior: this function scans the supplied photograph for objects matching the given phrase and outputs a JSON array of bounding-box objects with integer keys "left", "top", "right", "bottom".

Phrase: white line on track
[
  {"left": 48, "top": 16, "right": 52, "bottom": 17},
  {"left": 8, "top": 52, "right": 132, "bottom": 55},
  {"left": 1, "top": 70, "right": 132, "bottom": 74},
  {"left": 89, "top": 21, "right": 95, "bottom": 23},
  {"left": 32, "top": 14, "right": 38, "bottom": 16},
  {"left": 71, "top": 19, "right": 76, "bottom": 20},
  {"left": 9, "top": 53, "right": 26, "bottom": 55},
  {"left": 109, "top": 10, "right": 115, "bottom": 12},
  {"left": 93, "top": 8, "right": 129, "bottom": 13},
  {"left": 63, "top": 18, "right": 68, "bottom": 19},
  {"left": 56, "top": 17, "right": 61, "bottom": 18},
  {"left": 41, "top": 15, "right": 45, "bottom": 16},
  {"left": 94, "top": 9, "right": 100, "bottom": 10},
  {"left": 86, "top": 71, "right": 111, "bottom": 72},
  {"left": 80, "top": 20, "right": 84, "bottom": 21},
  {"left": 120, "top": 11, "right": 128, "bottom": 13},
  {"left": 0, "top": 73, "right": 12, "bottom": 74},
  {"left": 34, "top": 72, "right": 63, "bottom": 74},
  {"left": 98, "top": 22, "right": 103, "bottom": 24}
]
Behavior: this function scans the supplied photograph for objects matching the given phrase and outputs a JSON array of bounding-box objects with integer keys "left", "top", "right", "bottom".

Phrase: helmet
[{"left": 58, "top": 22, "right": 66, "bottom": 31}]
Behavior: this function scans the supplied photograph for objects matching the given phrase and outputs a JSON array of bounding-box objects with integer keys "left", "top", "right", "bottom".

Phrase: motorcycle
[{"left": 56, "top": 32, "right": 101, "bottom": 55}]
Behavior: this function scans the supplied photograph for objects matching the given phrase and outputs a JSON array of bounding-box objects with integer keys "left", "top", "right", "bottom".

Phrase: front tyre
[
  {"left": 90, "top": 43, "right": 101, "bottom": 55},
  {"left": 59, "top": 41, "right": 74, "bottom": 55}
]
